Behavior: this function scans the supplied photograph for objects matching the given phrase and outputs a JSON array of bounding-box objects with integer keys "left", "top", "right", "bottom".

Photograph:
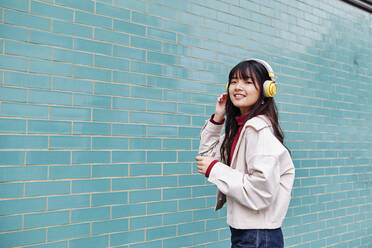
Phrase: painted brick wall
[{"left": 0, "top": 0, "right": 371, "bottom": 247}]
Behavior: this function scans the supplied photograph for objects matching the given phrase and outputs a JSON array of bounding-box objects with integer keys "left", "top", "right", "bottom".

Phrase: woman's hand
[
  {"left": 214, "top": 93, "right": 227, "bottom": 122},
  {"left": 195, "top": 156, "right": 215, "bottom": 175}
]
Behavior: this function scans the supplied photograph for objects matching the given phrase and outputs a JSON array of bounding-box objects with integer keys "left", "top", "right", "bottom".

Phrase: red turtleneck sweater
[{"left": 205, "top": 114, "right": 248, "bottom": 177}]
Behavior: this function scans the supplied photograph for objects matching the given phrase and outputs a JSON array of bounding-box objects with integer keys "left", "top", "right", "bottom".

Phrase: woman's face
[{"left": 228, "top": 72, "right": 260, "bottom": 115}]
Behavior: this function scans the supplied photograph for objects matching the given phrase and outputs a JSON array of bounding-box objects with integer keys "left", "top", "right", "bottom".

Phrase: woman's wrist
[{"left": 213, "top": 113, "right": 225, "bottom": 123}]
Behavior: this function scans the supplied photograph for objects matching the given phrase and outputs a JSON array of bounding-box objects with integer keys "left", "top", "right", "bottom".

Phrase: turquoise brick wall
[{"left": 0, "top": 0, "right": 371, "bottom": 247}]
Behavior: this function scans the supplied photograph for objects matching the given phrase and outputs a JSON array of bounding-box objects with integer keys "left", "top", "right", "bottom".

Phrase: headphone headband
[{"left": 248, "top": 58, "right": 276, "bottom": 80}]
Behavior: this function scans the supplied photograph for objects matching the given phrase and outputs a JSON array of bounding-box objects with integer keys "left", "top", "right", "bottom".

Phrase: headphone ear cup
[{"left": 263, "top": 80, "right": 277, "bottom": 97}]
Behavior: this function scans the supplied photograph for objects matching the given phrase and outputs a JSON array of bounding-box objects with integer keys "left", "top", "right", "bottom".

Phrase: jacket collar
[{"left": 230, "top": 115, "right": 272, "bottom": 168}]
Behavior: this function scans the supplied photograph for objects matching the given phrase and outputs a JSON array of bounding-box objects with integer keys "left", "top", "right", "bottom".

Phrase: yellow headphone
[{"left": 226, "top": 58, "right": 277, "bottom": 98}]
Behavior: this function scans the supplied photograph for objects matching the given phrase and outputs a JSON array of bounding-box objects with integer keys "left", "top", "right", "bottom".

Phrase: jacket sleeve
[
  {"left": 198, "top": 118, "right": 225, "bottom": 161},
  {"left": 207, "top": 128, "right": 281, "bottom": 211}
]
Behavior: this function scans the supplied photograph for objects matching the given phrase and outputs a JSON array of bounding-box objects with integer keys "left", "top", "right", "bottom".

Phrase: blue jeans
[{"left": 230, "top": 226, "right": 284, "bottom": 248}]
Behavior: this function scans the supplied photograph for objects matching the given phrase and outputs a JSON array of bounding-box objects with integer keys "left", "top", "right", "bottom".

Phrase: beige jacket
[{"left": 199, "top": 114, "right": 295, "bottom": 229}]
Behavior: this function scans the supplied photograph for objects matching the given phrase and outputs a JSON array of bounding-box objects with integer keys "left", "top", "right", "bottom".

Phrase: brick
[
  {"left": 48, "top": 194, "right": 90, "bottom": 210},
  {"left": 74, "top": 65, "right": 111, "bottom": 81},
  {"left": 147, "top": 151, "right": 177, "bottom": 162},
  {"left": 50, "top": 136, "right": 91, "bottom": 149},
  {"left": 30, "top": 60, "right": 73, "bottom": 77},
  {"left": 76, "top": 10, "right": 112, "bottom": 29},
  {"left": 92, "top": 218, "right": 129, "bottom": 235},
  {"left": 179, "top": 221, "right": 204, "bottom": 235},
  {"left": 112, "top": 177, "right": 146, "bottom": 190},
  {"left": 147, "top": 200, "right": 177, "bottom": 214},
  {"left": 0, "top": 215, "right": 22, "bottom": 232},
  {"left": 130, "top": 112, "right": 161, "bottom": 124},
  {"left": 130, "top": 214, "right": 162, "bottom": 229},
  {"left": 96, "top": 2, "right": 130, "bottom": 21},
  {"left": 25, "top": 181, "right": 70, "bottom": 196},
  {"left": 53, "top": 48, "right": 93, "bottom": 66},
  {"left": 178, "top": 151, "right": 196, "bottom": 162},
  {"left": 26, "top": 151, "right": 70, "bottom": 165},
  {"left": 24, "top": 211, "right": 69, "bottom": 228},
  {"left": 0, "top": 86, "right": 27, "bottom": 102},
  {"left": 132, "top": 11, "right": 162, "bottom": 27},
  {"left": 5, "top": 9, "right": 50, "bottom": 31},
  {"left": 49, "top": 106, "right": 91, "bottom": 121},
  {"left": 72, "top": 179, "right": 110, "bottom": 194},
  {"left": 131, "top": 85, "right": 162, "bottom": 100},
  {"left": 92, "top": 137, "right": 129, "bottom": 149},
  {"left": 0, "top": 166, "right": 47, "bottom": 182},
  {"left": 193, "top": 229, "right": 218, "bottom": 244},
  {"left": 4, "top": 71, "right": 50, "bottom": 89},
  {"left": 30, "top": 0, "right": 73, "bottom": 21},
  {"left": 163, "top": 187, "right": 191, "bottom": 200},
  {"left": 131, "top": 240, "right": 162, "bottom": 248},
  {"left": 0, "top": 229, "right": 46, "bottom": 248},
  {"left": 163, "top": 211, "right": 193, "bottom": 225},
  {"left": 163, "top": 235, "right": 193, "bottom": 248},
  {"left": 129, "top": 189, "right": 161, "bottom": 203},
  {"left": 113, "top": 46, "right": 146, "bottom": 61},
  {"left": 0, "top": 54, "right": 27, "bottom": 71},
  {"left": 129, "top": 138, "right": 161, "bottom": 149},
  {"left": 47, "top": 223, "right": 90, "bottom": 242},
  {"left": 52, "top": 77, "right": 92, "bottom": 93},
  {"left": 112, "top": 151, "right": 146, "bottom": 163},
  {"left": 147, "top": 175, "right": 177, "bottom": 188},
  {"left": 72, "top": 151, "right": 110, "bottom": 164},
  {"left": 131, "top": 61, "right": 162, "bottom": 75},
  {"left": 131, "top": 36, "right": 161, "bottom": 51},
  {"left": 0, "top": 197, "right": 46, "bottom": 215},
  {"left": 163, "top": 162, "right": 192, "bottom": 175},
  {"left": 148, "top": 51, "right": 177, "bottom": 65},
  {"left": 163, "top": 114, "right": 191, "bottom": 126},
  {"left": 110, "top": 230, "right": 144, "bottom": 246},
  {"left": 73, "top": 93, "right": 111, "bottom": 108},
  {"left": 94, "top": 82, "right": 130, "bottom": 96},
  {"left": 5, "top": 40, "right": 51, "bottom": 60},
  {"left": 0, "top": 135, "right": 48, "bottom": 149},
  {"left": 69, "top": 236, "right": 108, "bottom": 248},
  {"left": 147, "top": 225, "right": 177, "bottom": 240},
  {"left": 92, "top": 164, "right": 128, "bottom": 178},
  {"left": 147, "top": 125, "right": 178, "bottom": 137},
  {"left": 0, "top": 151, "right": 24, "bottom": 165},
  {"left": 164, "top": 20, "right": 191, "bottom": 34},
  {"left": 30, "top": 30, "right": 73, "bottom": 49},
  {"left": 55, "top": 0, "right": 94, "bottom": 12},
  {"left": 73, "top": 116, "right": 114, "bottom": 137},
  {"left": 147, "top": 3, "right": 176, "bottom": 19},
  {"left": 28, "top": 120, "right": 72, "bottom": 134},
  {"left": 112, "top": 203, "right": 146, "bottom": 218},
  {"left": 112, "top": 124, "right": 146, "bottom": 136},
  {"left": 94, "top": 28, "right": 129, "bottom": 45},
  {"left": 147, "top": 100, "right": 178, "bottom": 113},
  {"left": 75, "top": 38, "right": 112, "bottom": 55},
  {"left": 95, "top": 55, "right": 130, "bottom": 71},
  {"left": 0, "top": 183, "right": 24, "bottom": 199},
  {"left": 163, "top": 42, "right": 190, "bottom": 56},
  {"left": 113, "top": 71, "right": 146, "bottom": 86},
  {"left": 92, "top": 192, "right": 128, "bottom": 206},
  {"left": 114, "top": 20, "right": 145, "bottom": 36},
  {"left": 71, "top": 206, "right": 110, "bottom": 223},
  {"left": 163, "top": 138, "right": 191, "bottom": 149}
]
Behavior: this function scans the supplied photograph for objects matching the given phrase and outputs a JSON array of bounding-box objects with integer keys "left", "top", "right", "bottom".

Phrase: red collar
[{"left": 235, "top": 114, "right": 248, "bottom": 126}]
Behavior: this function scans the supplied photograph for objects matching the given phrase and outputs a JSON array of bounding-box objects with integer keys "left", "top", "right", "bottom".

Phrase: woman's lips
[{"left": 234, "top": 94, "right": 245, "bottom": 100}]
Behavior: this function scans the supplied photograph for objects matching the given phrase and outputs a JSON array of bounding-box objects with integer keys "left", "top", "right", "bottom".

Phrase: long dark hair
[{"left": 220, "top": 60, "right": 288, "bottom": 165}]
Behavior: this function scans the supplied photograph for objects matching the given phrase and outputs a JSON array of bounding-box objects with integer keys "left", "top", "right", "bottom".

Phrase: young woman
[{"left": 196, "top": 59, "right": 295, "bottom": 248}]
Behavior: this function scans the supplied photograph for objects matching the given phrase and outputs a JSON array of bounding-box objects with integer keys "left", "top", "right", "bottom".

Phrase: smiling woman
[{"left": 197, "top": 59, "right": 295, "bottom": 248}]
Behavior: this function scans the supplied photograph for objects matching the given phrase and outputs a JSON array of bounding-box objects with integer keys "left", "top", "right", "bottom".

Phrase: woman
[{"left": 195, "top": 59, "right": 295, "bottom": 248}]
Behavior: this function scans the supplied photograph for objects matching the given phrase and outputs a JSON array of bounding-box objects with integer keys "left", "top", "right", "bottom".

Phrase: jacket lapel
[{"left": 230, "top": 116, "right": 270, "bottom": 169}]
